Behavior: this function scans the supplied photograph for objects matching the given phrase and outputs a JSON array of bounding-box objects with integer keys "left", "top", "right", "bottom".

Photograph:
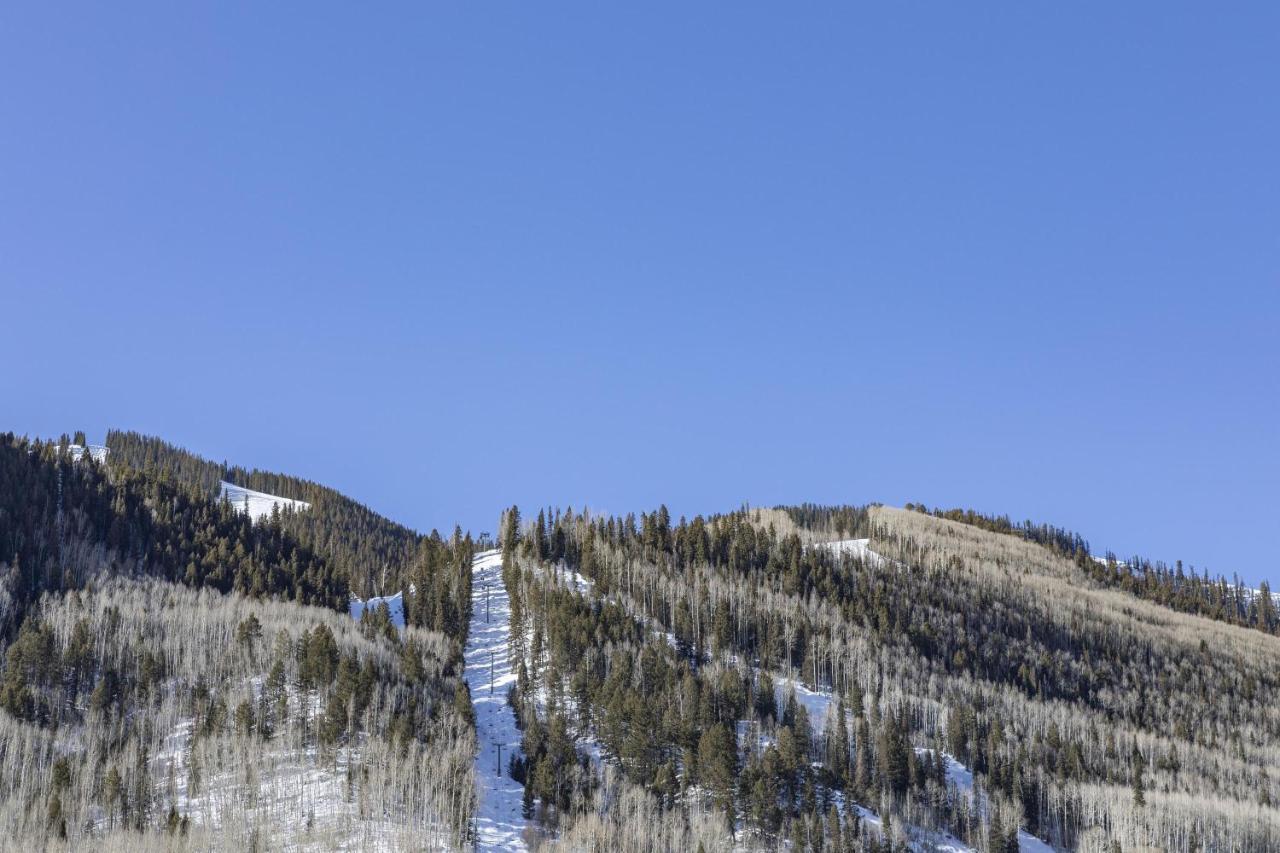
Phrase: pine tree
[
  {"left": 1132, "top": 743, "right": 1146, "bottom": 807},
  {"left": 826, "top": 700, "right": 850, "bottom": 788},
  {"left": 854, "top": 716, "right": 874, "bottom": 798},
  {"left": 454, "top": 681, "right": 475, "bottom": 729},
  {"left": 756, "top": 670, "right": 777, "bottom": 722},
  {"left": 521, "top": 772, "right": 535, "bottom": 819},
  {"left": 825, "top": 803, "right": 842, "bottom": 852},
  {"left": 698, "top": 723, "right": 738, "bottom": 830},
  {"left": 877, "top": 709, "right": 910, "bottom": 796}
]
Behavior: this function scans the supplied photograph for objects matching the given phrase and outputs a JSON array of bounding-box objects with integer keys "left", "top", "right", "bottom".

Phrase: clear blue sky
[{"left": 2, "top": 4, "right": 1277, "bottom": 581}]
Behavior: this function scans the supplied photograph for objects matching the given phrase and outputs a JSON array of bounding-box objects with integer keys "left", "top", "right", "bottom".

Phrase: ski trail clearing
[{"left": 465, "top": 549, "right": 527, "bottom": 850}]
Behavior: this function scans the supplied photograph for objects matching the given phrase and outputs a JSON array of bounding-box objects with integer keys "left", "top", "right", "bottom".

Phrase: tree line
[{"left": 911, "top": 503, "right": 1280, "bottom": 639}]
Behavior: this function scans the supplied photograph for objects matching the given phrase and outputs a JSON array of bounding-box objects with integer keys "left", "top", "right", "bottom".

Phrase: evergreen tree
[
  {"left": 698, "top": 723, "right": 738, "bottom": 829},
  {"left": 1130, "top": 742, "right": 1147, "bottom": 808}
]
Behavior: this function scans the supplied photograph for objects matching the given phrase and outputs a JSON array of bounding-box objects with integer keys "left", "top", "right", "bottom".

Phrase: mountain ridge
[{"left": 0, "top": 429, "right": 1275, "bottom": 851}]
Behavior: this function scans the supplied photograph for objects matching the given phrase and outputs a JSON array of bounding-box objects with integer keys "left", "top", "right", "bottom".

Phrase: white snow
[
  {"left": 774, "top": 674, "right": 834, "bottom": 732},
  {"left": 1018, "top": 829, "right": 1057, "bottom": 852},
  {"left": 850, "top": 798, "right": 975, "bottom": 853},
  {"left": 465, "top": 549, "right": 528, "bottom": 850},
  {"left": 349, "top": 591, "right": 406, "bottom": 629},
  {"left": 56, "top": 443, "right": 110, "bottom": 463},
  {"left": 542, "top": 560, "right": 594, "bottom": 597},
  {"left": 220, "top": 481, "right": 311, "bottom": 521},
  {"left": 822, "top": 538, "right": 888, "bottom": 568}
]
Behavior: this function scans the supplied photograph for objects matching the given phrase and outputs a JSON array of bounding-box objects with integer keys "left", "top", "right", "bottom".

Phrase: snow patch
[
  {"left": 822, "top": 538, "right": 888, "bottom": 568},
  {"left": 148, "top": 688, "right": 451, "bottom": 850},
  {"left": 220, "top": 481, "right": 310, "bottom": 521},
  {"left": 349, "top": 591, "right": 405, "bottom": 630},
  {"left": 56, "top": 443, "right": 110, "bottom": 463},
  {"left": 774, "top": 674, "right": 834, "bottom": 732}
]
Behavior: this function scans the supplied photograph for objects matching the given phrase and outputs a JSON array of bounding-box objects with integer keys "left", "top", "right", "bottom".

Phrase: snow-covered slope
[
  {"left": 349, "top": 591, "right": 406, "bottom": 629},
  {"left": 220, "top": 481, "right": 311, "bottom": 521},
  {"left": 822, "top": 538, "right": 888, "bottom": 567},
  {"left": 153, "top": 687, "right": 454, "bottom": 850},
  {"left": 466, "top": 549, "right": 528, "bottom": 850}
]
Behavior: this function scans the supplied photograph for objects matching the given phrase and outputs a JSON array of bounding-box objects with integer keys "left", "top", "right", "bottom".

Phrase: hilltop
[{"left": 0, "top": 431, "right": 1276, "bottom": 851}]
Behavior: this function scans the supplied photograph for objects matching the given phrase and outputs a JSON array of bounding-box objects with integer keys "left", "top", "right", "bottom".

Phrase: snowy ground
[
  {"left": 465, "top": 549, "right": 528, "bottom": 850},
  {"left": 822, "top": 538, "right": 889, "bottom": 568},
  {"left": 847, "top": 799, "right": 975, "bottom": 853},
  {"left": 62, "top": 443, "right": 110, "bottom": 463},
  {"left": 914, "top": 748, "right": 1054, "bottom": 853},
  {"left": 349, "top": 591, "right": 406, "bottom": 629},
  {"left": 523, "top": 561, "right": 610, "bottom": 773},
  {"left": 220, "top": 481, "right": 311, "bottom": 521},
  {"left": 774, "top": 674, "right": 834, "bottom": 731},
  {"left": 149, "top": 689, "right": 452, "bottom": 851}
]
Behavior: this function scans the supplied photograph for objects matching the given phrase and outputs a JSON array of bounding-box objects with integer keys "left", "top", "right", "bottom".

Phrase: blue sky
[{"left": 2, "top": 3, "right": 1277, "bottom": 581}]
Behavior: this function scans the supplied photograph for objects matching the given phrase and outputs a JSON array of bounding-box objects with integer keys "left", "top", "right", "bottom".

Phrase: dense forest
[
  {"left": 0, "top": 433, "right": 346, "bottom": 635},
  {"left": 104, "top": 431, "right": 472, "bottom": 642}
]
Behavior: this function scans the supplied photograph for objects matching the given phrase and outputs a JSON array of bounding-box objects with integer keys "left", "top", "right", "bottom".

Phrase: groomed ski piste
[
  {"left": 465, "top": 549, "right": 528, "bottom": 850},
  {"left": 220, "top": 481, "right": 311, "bottom": 521}
]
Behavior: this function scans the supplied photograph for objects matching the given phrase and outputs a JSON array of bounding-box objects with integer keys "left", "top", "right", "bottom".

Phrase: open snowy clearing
[
  {"left": 55, "top": 443, "right": 110, "bottom": 463},
  {"left": 466, "top": 549, "right": 528, "bottom": 850},
  {"left": 220, "top": 481, "right": 311, "bottom": 521},
  {"left": 822, "top": 538, "right": 889, "bottom": 568}
]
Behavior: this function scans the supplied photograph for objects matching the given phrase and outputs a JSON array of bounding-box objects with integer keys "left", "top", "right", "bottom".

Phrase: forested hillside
[
  {"left": 105, "top": 430, "right": 472, "bottom": 642},
  {"left": 916, "top": 505, "right": 1280, "bottom": 638},
  {"left": 0, "top": 577, "right": 475, "bottom": 850},
  {"left": 0, "top": 430, "right": 481, "bottom": 850},
  {"left": 1, "top": 432, "right": 474, "bottom": 646},
  {"left": 0, "top": 433, "right": 347, "bottom": 637},
  {"left": 498, "top": 503, "right": 1280, "bottom": 852},
  {"left": 5, "top": 427, "right": 1277, "bottom": 851}
]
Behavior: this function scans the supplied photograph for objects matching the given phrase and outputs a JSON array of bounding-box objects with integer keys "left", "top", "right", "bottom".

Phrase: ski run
[
  {"left": 363, "top": 541, "right": 1056, "bottom": 851},
  {"left": 465, "top": 549, "right": 528, "bottom": 850},
  {"left": 220, "top": 480, "right": 311, "bottom": 521}
]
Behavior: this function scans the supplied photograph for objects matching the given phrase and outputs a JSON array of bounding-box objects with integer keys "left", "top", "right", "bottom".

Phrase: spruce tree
[
  {"left": 1132, "top": 743, "right": 1146, "bottom": 807},
  {"left": 698, "top": 723, "right": 738, "bottom": 830}
]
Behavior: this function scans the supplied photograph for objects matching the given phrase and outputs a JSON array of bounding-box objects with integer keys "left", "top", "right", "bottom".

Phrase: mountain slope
[
  {"left": 4, "top": 430, "right": 1276, "bottom": 851},
  {"left": 104, "top": 430, "right": 472, "bottom": 643},
  {"left": 0, "top": 576, "right": 475, "bottom": 850},
  {"left": 219, "top": 480, "right": 311, "bottom": 521},
  {"left": 494, "top": 502, "right": 1280, "bottom": 852}
]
